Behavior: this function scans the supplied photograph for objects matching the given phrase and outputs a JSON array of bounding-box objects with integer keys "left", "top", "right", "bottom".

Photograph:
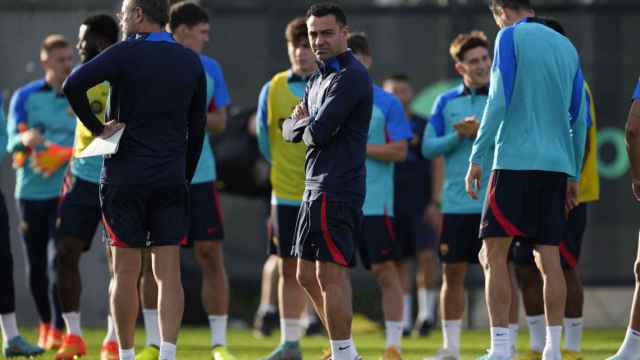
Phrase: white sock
[
  {"left": 526, "top": 315, "right": 546, "bottom": 352},
  {"left": 0, "top": 313, "right": 19, "bottom": 342},
  {"left": 258, "top": 303, "right": 277, "bottom": 314},
  {"left": 330, "top": 338, "right": 358, "bottom": 360},
  {"left": 384, "top": 321, "right": 403, "bottom": 349},
  {"left": 142, "top": 309, "right": 160, "bottom": 347},
  {"left": 280, "top": 318, "right": 302, "bottom": 343},
  {"left": 402, "top": 294, "right": 412, "bottom": 330},
  {"left": 489, "top": 326, "right": 511, "bottom": 357},
  {"left": 62, "top": 312, "right": 82, "bottom": 336},
  {"left": 417, "top": 288, "right": 428, "bottom": 320},
  {"left": 307, "top": 311, "right": 319, "bottom": 324},
  {"left": 208, "top": 315, "right": 228, "bottom": 347},
  {"left": 563, "top": 317, "right": 583, "bottom": 352},
  {"left": 442, "top": 319, "right": 462, "bottom": 352},
  {"left": 119, "top": 348, "right": 135, "bottom": 360},
  {"left": 425, "top": 289, "right": 438, "bottom": 322},
  {"left": 104, "top": 315, "right": 117, "bottom": 342},
  {"left": 509, "top": 323, "right": 519, "bottom": 355},
  {"left": 159, "top": 341, "right": 177, "bottom": 360},
  {"left": 542, "top": 325, "right": 562, "bottom": 358},
  {"left": 617, "top": 327, "right": 640, "bottom": 358}
]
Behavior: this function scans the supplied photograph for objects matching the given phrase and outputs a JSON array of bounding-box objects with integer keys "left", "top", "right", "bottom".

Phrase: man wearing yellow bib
[
  {"left": 53, "top": 14, "right": 119, "bottom": 360},
  {"left": 256, "top": 17, "right": 317, "bottom": 360}
]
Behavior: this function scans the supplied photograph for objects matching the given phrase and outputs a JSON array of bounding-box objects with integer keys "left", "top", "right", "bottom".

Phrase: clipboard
[{"left": 77, "top": 126, "right": 125, "bottom": 158}]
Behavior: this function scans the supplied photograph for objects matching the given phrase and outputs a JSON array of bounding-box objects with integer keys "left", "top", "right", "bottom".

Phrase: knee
[
  {"left": 533, "top": 249, "right": 561, "bottom": 277},
  {"left": 315, "top": 265, "right": 344, "bottom": 292},
  {"left": 55, "top": 239, "right": 81, "bottom": 267},
  {"left": 443, "top": 264, "right": 466, "bottom": 286},
  {"left": 482, "top": 243, "right": 509, "bottom": 272},
  {"left": 371, "top": 262, "right": 399, "bottom": 289},
  {"left": 195, "top": 243, "right": 223, "bottom": 272},
  {"left": 296, "top": 266, "right": 315, "bottom": 290},
  {"left": 281, "top": 259, "right": 298, "bottom": 280},
  {"left": 634, "top": 260, "right": 640, "bottom": 283}
]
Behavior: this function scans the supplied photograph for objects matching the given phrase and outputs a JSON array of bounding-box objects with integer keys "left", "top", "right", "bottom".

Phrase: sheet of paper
[{"left": 77, "top": 126, "right": 125, "bottom": 158}]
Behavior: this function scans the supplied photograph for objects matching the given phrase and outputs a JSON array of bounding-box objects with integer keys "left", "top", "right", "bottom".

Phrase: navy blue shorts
[
  {"left": 395, "top": 211, "right": 437, "bottom": 259},
  {"left": 439, "top": 214, "right": 482, "bottom": 264},
  {"left": 56, "top": 173, "right": 100, "bottom": 251},
  {"left": 182, "top": 182, "right": 224, "bottom": 247},
  {"left": 512, "top": 203, "right": 587, "bottom": 270},
  {"left": 480, "top": 170, "right": 567, "bottom": 246},
  {"left": 269, "top": 204, "right": 301, "bottom": 258},
  {"left": 294, "top": 192, "right": 360, "bottom": 267},
  {"left": 358, "top": 215, "right": 401, "bottom": 269},
  {"left": 100, "top": 183, "right": 188, "bottom": 248}
]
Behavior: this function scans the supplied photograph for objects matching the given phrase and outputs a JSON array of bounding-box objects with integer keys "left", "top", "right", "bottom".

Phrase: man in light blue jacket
[
  {"left": 465, "top": 0, "right": 587, "bottom": 359},
  {"left": 422, "top": 31, "right": 518, "bottom": 360}
]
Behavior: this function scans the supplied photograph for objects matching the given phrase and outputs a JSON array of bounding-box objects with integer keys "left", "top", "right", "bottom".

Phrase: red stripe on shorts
[
  {"left": 320, "top": 193, "right": 348, "bottom": 267},
  {"left": 559, "top": 242, "right": 577, "bottom": 269},
  {"left": 211, "top": 183, "right": 224, "bottom": 223},
  {"left": 383, "top": 206, "right": 396, "bottom": 242},
  {"left": 58, "top": 168, "right": 74, "bottom": 208},
  {"left": 101, "top": 214, "right": 128, "bottom": 248},
  {"left": 488, "top": 172, "right": 525, "bottom": 237}
]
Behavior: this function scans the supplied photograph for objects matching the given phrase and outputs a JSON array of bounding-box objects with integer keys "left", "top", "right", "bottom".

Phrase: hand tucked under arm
[{"left": 366, "top": 140, "right": 407, "bottom": 162}]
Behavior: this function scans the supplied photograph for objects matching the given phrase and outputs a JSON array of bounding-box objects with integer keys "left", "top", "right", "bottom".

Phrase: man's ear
[
  {"left": 454, "top": 62, "right": 466, "bottom": 78},
  {"left": 342, "top": 25, "right": 351, "bottom": 37}
]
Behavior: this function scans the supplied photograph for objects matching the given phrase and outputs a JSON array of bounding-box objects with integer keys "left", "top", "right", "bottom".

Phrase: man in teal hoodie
[{"left": 465, "top": 1, "right": 587, "bottom": 359}]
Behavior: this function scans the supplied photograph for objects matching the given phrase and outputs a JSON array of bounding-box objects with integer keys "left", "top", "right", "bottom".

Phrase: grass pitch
[{"left": 18, "top": 318, "right": 624, "bottom": 359}]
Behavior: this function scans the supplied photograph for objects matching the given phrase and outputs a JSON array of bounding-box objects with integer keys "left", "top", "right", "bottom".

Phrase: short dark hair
[
  {"left": 490, "top": 0, "right": 532, "bottom": 13},
  {"left": 306, "top": 2, "right": 347, "bottom": 26},
  {"left": 40, "top": 34, "right": 70, "bottom": 59},
  {"left": 133, "top": 0, "right": 169, "bottom": 27},
  {"left": 285, "top": 17, "right": 308, "bottom": 46},
  {"left": 83, "top": 14, "right": 119, "bottom": 45},
  {"left": 449, "top": 31, "right": 490, "bottom": 63},
  {"left": 384, "top": 73, "right": 411, "bottom": 84},
  {"left": 169, "top": 1, "right": 209, "bottom": 32},
  {"left": 347, "top": 32, "right": 370, "bottom": 56}
]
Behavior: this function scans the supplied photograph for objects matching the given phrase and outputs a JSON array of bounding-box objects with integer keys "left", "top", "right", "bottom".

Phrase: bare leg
[
  {"left": 630, "top": 242, "right": 640, "bottom": 331},
  {"left": 296, "top": 259, "right": 327, "bottom": 329},
  {"left": 110, "top": 247, "right": 142, "bottom": 349},
  {"left": 140, "top": 250, "right": 157, "bottom": 310},
  {"left": 150, "top": 246, "right": 184, "bottom": 344},
  {"left": 417, "top": 250, "right": 439, "bottom": 289},
  {"left": 371, "top": 261, "right": 403, "bottom": 323},
  {"left": 515, "top": 264, "right": 545, "bottom": 316},
  {"left": 259, "top": 255, "right": 279, "bottom": 311},
  {"left": 194, "top": 241, "right": 228, "bottom": 316},
  {"left": 279, "top": 258, "right": 306, "bottom": 320},
  {"left": 481, "top": 237, "right": 514, "bottom": 327},
  {"left": 441, "top": 263, "right": 467, "bottom": 321},
  {"left": 509, "top": 265, "right": 519, "bottom": 324},
  {"left": 563, "top": 268, "right": 583, "bottom": 319},
  {"left": 533, "top": 246, "right": 566, "bottom": 327}
]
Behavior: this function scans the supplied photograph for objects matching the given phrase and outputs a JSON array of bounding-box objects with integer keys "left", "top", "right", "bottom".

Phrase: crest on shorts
[
  {"left": 440, "top": 243, "right": 449, "bottom": 256},
  {"left": 90, "top": 100, "right": 104, "bottom": 114}
]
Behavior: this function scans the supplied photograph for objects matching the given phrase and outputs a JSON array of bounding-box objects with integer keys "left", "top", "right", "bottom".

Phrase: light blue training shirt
[
  {"left": 422, "top": 84, "right": 492, "bottom": 214},
  {"left": 469, "top": 18, "right": 587, "bottom": 180}
]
